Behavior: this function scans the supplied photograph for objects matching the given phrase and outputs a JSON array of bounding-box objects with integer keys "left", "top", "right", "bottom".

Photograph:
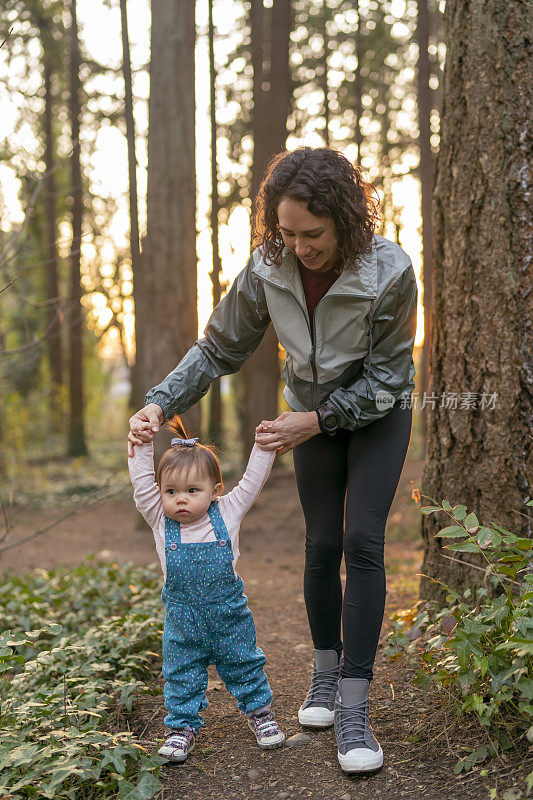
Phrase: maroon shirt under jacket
[{"left": 297, "top": 259, "right": 339, "bottom": 342}]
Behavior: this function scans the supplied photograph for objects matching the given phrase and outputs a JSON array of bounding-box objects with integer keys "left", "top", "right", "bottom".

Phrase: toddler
[{"left": 128, "top": 416, "right": 285, "bottom": 763}]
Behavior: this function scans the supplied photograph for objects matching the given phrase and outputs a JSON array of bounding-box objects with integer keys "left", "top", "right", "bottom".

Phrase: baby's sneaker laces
[
  {"left": 247, "top": 710, "right": 285, "bottom": 749},
  {"left": 158, "top": 728, "right": 195, "bottom": 762}
]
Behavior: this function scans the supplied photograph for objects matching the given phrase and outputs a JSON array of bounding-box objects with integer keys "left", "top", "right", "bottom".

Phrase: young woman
[{"left": 128, "top": 146, "right": 418, "bottom": 773}]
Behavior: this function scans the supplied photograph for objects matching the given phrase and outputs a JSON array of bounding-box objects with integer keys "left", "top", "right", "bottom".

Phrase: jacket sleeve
[
  {"left": 325, "top": 262, "right": 418, "bottom": 430},
  {"left": 144, "top": 253, "right": 271, "bottom": 419}
]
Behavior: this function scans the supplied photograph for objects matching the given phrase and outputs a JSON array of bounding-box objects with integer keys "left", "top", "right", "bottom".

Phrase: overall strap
[
  {"left": 208, "top": 501, "right": 230, "bottom": 542},
  {"left": 164, "top": 514, "right": 182, "bottom": 545}
]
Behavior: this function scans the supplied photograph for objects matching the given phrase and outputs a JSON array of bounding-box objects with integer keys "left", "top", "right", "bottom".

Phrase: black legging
[{"left": 292, "top": 400, "right": 412, "bottom": 682}]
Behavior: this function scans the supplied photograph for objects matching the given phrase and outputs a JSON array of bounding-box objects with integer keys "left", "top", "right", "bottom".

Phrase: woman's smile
[{"left": 302, "top": 251, "right": 321, "bottom": 265}]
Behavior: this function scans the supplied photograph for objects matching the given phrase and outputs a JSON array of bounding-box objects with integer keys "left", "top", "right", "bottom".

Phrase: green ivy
[
  {"left": 385, "top": 497, "right": 533, "bottom": 790},
  {"left": 0, "top": 561, "right": 166, "bottom": 799}
]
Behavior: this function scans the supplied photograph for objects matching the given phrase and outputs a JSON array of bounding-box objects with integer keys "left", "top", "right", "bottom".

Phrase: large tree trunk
[
  {"left": 143, "top": 0, "right": 198, "bottom": 443},
  {"left": 119, "top": 0, "right": 143, "bottom": 411},
  {"left": 416, "top": 0, "right": 433, "bottom": 444},
  {"left": 240, "top": 0, "right": 291, "bottom": 460},
  {"left": 43, "top": 55, "right": 63, "bottom": 428},
  {"left": 67, "top": 0, "right": 87, "bottom": 457},
  {"left": 420, "top": 0, "right": 532, "bottom": 602}
]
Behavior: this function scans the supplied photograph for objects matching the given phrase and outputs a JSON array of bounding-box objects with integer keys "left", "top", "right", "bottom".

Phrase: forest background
[{"left": 0, "top": 1, "right": 531, "bottom": 799}]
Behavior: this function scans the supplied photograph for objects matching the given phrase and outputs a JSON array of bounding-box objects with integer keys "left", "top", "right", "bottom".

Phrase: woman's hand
[
  {"left": 128, "top": 403, "right": 164, "bottom": 457},
  {"left": 254, "top": 411, "right": 321, "bottom": 456}
]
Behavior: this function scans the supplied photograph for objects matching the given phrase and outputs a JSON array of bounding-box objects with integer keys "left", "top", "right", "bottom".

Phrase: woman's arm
[{"left": 143, "top": 252, "right": 270, "bottom": 421}]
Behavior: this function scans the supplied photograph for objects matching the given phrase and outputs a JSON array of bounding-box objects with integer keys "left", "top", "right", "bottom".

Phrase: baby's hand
[
  {"left": 254, "top": 420, "right": 280, "bottom": 452},
  {"left": 128, "top": 422, "right": 153, "bottom": 458}
]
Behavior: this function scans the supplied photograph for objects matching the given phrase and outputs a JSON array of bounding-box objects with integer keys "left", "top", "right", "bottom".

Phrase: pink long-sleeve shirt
[{"left": 128, "top": 442, "right": 276, "bottom": 579}]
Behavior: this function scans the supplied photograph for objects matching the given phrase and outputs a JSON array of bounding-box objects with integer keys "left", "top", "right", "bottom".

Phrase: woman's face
[{"left": 277, "top": 196, "right": 341, "bottom": 273}]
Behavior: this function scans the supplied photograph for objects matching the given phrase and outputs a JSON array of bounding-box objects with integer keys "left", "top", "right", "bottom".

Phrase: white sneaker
[
  {"left": 247, "top": 710, "right": 286, "bottom": 749},
  {"left": 335, "top": 678, "right": 383, "bottom": 772},
  {"left": 157, "top": 728, "right": 195, "bottom": 762},
  {"left": 298, "top": 649, "right": 341, "bottom": 728}
]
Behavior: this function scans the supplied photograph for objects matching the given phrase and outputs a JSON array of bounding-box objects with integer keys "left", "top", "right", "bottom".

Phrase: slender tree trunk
[
  {"left": 240, "top": 0, "right": 291, "bottom": 460},
  {"left": 420, "top": 0, "right": 533, "bottom": 602},
  {"left": 250, "top": 0, "right": 267, "bottom": 204},
  {"left": 67, "top": 0, "right": 87, "bottom": 457},
  {"left": 416, "top": 0, "right": 433, "bottom": 445},
  {"left": 354, "top": 0, "right": 363, "bottom": 162},
  {"left": 144, "top": 0, "right": 198, "bottom": 446},
  {"left": 319, "top": 0, "right": 330, "bottom": 146},
  {"left": 269, "top": 0, "right": 291, "bottom": 154},
  {"left": 207, "top": 0, "right": 222, "bottom": 448},
  {"left": 43, "top": 56, "right": 63, "bottom": 427},
  {"left": 119, "top": 0, "right": 143, "bottom": 410}
]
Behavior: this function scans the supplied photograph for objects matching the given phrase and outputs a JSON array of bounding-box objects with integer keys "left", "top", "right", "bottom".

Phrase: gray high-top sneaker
[
  {"left": 334, "top": 677, "right": 384, "bottom": 772},
  {"left": 298, "top": 649, "right": 341, "bottom": 728}
]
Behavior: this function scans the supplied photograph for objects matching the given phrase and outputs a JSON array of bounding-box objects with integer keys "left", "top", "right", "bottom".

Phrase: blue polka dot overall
[{"left": 161, "top": 500, "right": 273, "bottom": 731}]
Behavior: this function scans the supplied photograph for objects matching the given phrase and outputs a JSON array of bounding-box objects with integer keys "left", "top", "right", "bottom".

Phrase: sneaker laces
[
  {"left": 336, "top": 697, "right": 370, "bottom": 746},
  {"left": 251, "top": 710, "right": 280, "bottom": 737},
  {"left": 165, "top": 729, "right": 194, "bottom": 750},
  {"left": 304, "top": 665, "right": 339, "bottom": 705}
]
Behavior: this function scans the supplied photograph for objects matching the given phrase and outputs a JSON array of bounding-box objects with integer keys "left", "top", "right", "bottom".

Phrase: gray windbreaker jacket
[{"left": 145, "top": 234, "right": 418, "bottom": 430}]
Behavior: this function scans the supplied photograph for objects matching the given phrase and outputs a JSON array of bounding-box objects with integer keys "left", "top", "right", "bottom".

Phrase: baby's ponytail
[
  {"left": 156, "top": 415, "right": 223, "bottom": 491},
  {"left": 165, "top": 415, "right": 189, "bottom": 440}
]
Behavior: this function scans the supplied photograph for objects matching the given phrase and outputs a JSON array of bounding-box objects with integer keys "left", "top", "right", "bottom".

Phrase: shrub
[
  {"left": 1, "top": 561, "right": 166, "bottom": 799},
  {"left": 385, "top": 497, "right": 533, "bottom": 785}
]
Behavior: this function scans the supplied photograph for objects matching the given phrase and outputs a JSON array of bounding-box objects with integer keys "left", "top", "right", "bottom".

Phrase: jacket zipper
[
  {"left": 258, "top": 275, "right": 319, "bottom": 408},
  {"left": 257, "top": 275, "right": 377, "bottom": 411}
]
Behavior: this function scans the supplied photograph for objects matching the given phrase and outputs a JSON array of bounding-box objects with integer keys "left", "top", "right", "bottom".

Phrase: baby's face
[{"left": 160, "top": 468, "right": 222, "bottom": 524}]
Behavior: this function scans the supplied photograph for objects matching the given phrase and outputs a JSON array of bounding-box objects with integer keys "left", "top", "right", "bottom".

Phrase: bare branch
[
  {"left": 0, "top": 481, "right": 126, "bottom": 553},
  {"left": 0, "top": 29, "right": 13, "bottom": 49},
  {"left": 0, "top": 278, "right": 16, "bottom": 295}
]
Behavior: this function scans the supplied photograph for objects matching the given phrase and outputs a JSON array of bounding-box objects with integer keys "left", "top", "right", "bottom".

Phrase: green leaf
[
  {"left": 420, "top": 506, "right": 440, "bottom": 514},
  {"left": 444, "top": 541, "right": 480, "bottom": 553},
  {"left": 452, "top": 505, "right": 468, "bottom": 520},
  {"left": 515, "top": 538, "right": 533, "bottom": 550},
  {"left": 436, "top": 526, "right": 466, "bottom": 538},
  {"left": 442, "top": 500, "right": 452, "bottom": 511},
  {"left": 42, "top": 764, "right": 86, "bottom": 793},
  {"left": 117, "top": 774, "right": 163, "bottom": 800},
  {"left": 463, "top": 512, "right": 479, "bottom": 528},
  {"left": 117, "top": 779, "right": 142, "bottom": 799},
  {"left": 135, "top": 772, "right": 164, "bottom": 798}
]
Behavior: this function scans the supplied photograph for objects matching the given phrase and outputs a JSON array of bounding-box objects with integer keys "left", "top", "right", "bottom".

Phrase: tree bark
[
  {"left": 420, "top": 0, "right": 532, "bottom": 602},
  {"left": 240, "top": 0, "right": 291, "bottom": 460},
  {"left": 416, "top": 0, "right": 433, "bottom": 445},
  {"left": 43, "top": 55, "right": 63, "bottom": 427},
  {"left": 67, "top": 0, "right": 87, "bottom": 457},
  {"left": 143, "top": 0, "right": 198, "bottom": 444}
]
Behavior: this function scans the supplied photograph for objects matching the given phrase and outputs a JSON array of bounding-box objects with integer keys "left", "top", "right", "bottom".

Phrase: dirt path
[{"left": 2, "top": 458, "right": 528, "bottom": 799}]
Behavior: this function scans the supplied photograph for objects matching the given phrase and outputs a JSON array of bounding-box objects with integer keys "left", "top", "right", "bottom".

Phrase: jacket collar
[{"left": 252, "top": 237, "right": 378, "bottom": 300}]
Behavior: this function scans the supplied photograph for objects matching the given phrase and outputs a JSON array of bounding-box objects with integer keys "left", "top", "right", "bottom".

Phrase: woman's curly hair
[{"left": 251, "top": 146, "right": 381, "bottom": 273}]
